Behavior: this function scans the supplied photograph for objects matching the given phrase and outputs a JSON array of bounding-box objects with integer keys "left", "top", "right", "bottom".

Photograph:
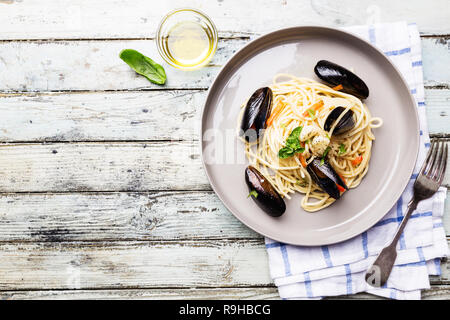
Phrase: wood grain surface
[{"left": 0, "top": 0, "right": 448, "bottom": 300}]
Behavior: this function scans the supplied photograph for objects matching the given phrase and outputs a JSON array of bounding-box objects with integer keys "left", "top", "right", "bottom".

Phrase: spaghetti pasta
[{"left": 238, "top": 74, "right": 383, "bottom": 212}]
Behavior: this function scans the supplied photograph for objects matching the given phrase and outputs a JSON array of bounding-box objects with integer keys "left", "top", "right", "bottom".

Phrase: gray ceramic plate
[{"left": 201, "top": 26, "right": 419, "bottom": 245}]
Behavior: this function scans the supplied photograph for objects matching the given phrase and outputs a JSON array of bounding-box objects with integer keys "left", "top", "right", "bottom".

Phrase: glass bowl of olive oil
[{"left": 156, "top": 8, "right": 218, "bottom": 71}]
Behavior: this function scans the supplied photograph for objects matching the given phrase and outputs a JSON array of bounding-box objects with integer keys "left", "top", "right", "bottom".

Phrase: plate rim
[{"left": 200, "top": 25, "right": 420, "bottom": 246}]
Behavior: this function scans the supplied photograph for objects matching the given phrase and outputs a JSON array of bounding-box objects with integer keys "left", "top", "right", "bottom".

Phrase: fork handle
[{"left": 365, "top": 198, "right": 418, "bottom": 287}]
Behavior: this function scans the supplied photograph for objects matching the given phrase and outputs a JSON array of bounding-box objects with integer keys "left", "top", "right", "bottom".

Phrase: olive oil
[{"left": 162, "top": 21, "right": 215, "bottom": 69}]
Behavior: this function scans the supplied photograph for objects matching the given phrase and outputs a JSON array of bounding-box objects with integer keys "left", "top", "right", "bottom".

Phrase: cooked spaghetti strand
[{"left": 238, "top": 74, "right": 383, "bottom": 212}]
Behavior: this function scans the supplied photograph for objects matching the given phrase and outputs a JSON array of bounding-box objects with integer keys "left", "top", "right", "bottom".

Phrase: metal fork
[{"left": 365, "top": 139, "right": 448, "bottom": 287}]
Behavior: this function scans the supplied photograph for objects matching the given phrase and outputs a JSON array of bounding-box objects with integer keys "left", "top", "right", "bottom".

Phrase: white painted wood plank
[
  {"left": 422, "top": 38, "right": 450, "bottom": 87},
  {"left": 0, "top": 39, "right": 244, "bottom": 92},
  {"left": 0, "top": 240, "right": 272, "bottom": 290},
  {"left": 0, "top": 287, "right": 281, "bottom": 300},
  {"left": 0, "top": 192, "right": 258, "bottom": 241},
  {"left": 0, "top": 38, "right": 448, "bottom": 92},
  {"left": 0, "top": 0, "right": 449, "bottom": 40},
  {"left": 0, "top": 141, "right": 208, "bottom": 192},
  {"left": 0, "top": 191, "right": 447, "bottom": 242},
  {"left": 0, "top": 89, "right": 447, "bottom": 143},
  {"left": 0, "top": 239, "right": 447, "bottom": 290},
  {"left": 0, "top": 91, "right": 205, "bottom": 141},
  {"left": 425, "top": 89, "right": 450, "bottom": 135},
  {"left": 0, "top": 141, "right": 448, "bottom": 193},
  {"left": 1, "top": 286, "right": 449, "bottom": 300}
]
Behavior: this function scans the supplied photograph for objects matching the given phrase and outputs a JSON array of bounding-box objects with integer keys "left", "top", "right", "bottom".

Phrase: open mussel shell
[
  {"left": 314, "top": 60, "right": 369, "bottom": 99},
  {"left": 324, "top": 107, "right": 355, "bottom": 135},
  {"left": 307, "top": 159, "right": 348, "bottom": 200},
  {"left": 240, "top": 87, "right": 273, "bottom": 142},
  {"left": 245, "top": 166, "right": 286, "bottom": 217}
]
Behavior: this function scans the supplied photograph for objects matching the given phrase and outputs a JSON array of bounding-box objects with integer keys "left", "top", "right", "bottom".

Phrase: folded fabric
[{"left": 266, "top": 21, "right": 448, "bottom": 300}]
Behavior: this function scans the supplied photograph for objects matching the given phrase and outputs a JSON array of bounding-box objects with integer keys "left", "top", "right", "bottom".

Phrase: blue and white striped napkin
[{"left": 266, "top": 22, "right": 448, "bottom": 300}]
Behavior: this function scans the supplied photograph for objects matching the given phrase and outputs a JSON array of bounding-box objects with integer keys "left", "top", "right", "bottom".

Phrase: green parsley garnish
[
  {"left": 320, "top": 146, "right": 331, "bottom": 165},
  {"left": 248, "top": 190, "right": 258, "bottom": 198},
  {"left": 296, "top": 179, "right": 308, "bottom": 187},
  {"left": 308, "top": 109, "right": 315, "bottom": 118},
  {"left": 338, "top": 143, "right": 346, "bottom": 155},
  {"left": 278, "top": 126, "right": 305, "bottom": 159},
  {"left": 323, "top": 146, "right": 331, "bottom": 158}
]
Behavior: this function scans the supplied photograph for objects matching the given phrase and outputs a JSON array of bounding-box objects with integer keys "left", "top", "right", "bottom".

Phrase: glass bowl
[{"left": 156, "top": 8, "right": 218, "bottom": 71}]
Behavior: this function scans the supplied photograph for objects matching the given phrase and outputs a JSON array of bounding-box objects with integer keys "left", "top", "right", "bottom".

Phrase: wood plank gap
[
  {"left": 0, "top": 88, "right": 210, "bottom": 94},
  {"left": 0, "top": 86, "right": 447, "bottom": 95},
  {"left": 0, "top": 35, "right": 252, "bottom": 43},
  {"left": 0, "top": 185, "right": 447, "bottom": 195},
  {"left": 0, "top": 33, "right": 446, "bottom": 43},
  {"left": 0, "top": 190, "right": 217, "bottom": 195},
  {"left": 425, "top": 84, "right": 450, "bottom": 90},
  {"left": 0, "top": 237, "right": 262, "bottom": 244},
  {"left": 0, "top": 284, "right": 276, "bottom": 293},
  {"left": 420, "top": 34, "right": 450, "bottom": 39},
  {"left": 0, "top": 136, "right": 447, "bottom": 144},
  {"left": 0, "top": 140, "right": 190, "bottom": 145},
  {"left": 0, "top": 85, "right": 447, "bottom": 96},
  {"left": 0, "top": 236, "right": 447, "bottom": 246},
  {"left": 0, "top": 189, "right": 215, "bottom": 195}
]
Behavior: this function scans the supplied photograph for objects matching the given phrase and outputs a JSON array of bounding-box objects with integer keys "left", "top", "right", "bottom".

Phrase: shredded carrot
[
  {"left": 337, "top": 174, "right": 347, "bottom": 193},
  {"left": 266, "top": 103, "right": 285, "bottom": 127},
  {"left": 298, "top": 154, "right": 307, "bottom": 168},
  {"left": 332, "top": 84, "right": 343, "bottom": 91},
  {"left": 302, "top": 100, "right": 324, "bottom": 117},
  {"left": 352, "top": 155, "right": 363, "bottom": 166},
  {"left": 337, "top": 173, "right": 346, "bottom": 184}
]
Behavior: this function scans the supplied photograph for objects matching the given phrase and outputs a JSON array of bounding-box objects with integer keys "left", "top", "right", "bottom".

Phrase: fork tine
[
  {"left": 420, "top": 140, "right": 437, "bottom": 175},
  {"left": 426, "top": 140, "right": 440, "bottom": 177},
  {"left": 437, "top": 142, "right": 448, "bottom": 185},
  {"left": 432, "top": 140, "right": 444, "bottom": 179}
]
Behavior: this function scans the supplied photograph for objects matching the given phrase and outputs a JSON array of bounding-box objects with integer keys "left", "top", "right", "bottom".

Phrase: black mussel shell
[
  {"left": 324, "top": 107, "right": 355, "bottom": 135},
  {"left": 240, "top": 87, "right": 273, "bottom": 142},
  {"left": 307, "top": 159, "right": 348, "bottom": 200},
  {"left": 245, "top": 166, "right": 286, "bottom": 217},
  {"left": 314, "top": 60, "right": 369, "bottom": 99}
]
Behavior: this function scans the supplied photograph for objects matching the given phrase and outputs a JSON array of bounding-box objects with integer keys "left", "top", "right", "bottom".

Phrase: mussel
[
  {"left": 324, "top": 107, "right": 355, "bottom": 135},
  {"left": 245, "top": 166, "right": 286, "bottom": 217},
  {"left": 240, "top": 87, "right": 273, "bottom": 142},
  {"left": 307, "top": 159, "right": 348, "bottom": 200},
  {"left": 314, "top": 60, "right": 369, "bottom": 99}
]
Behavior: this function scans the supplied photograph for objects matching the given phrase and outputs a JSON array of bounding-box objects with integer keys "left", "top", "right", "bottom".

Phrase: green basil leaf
[
  {"left": 278, "top": 146, "right": 294, "bottom": 159},
  {"left": 286, "top": 126, "right": 303, "bottom": 146},
  {"left": 290, "top": 126, "right": 303, "bottom": 139},
  {"left": 278, "top": 126, "right": 303, "bottom": 159},
  {"left": 119, "top": 49, "right": 167, "bottom": 85}
]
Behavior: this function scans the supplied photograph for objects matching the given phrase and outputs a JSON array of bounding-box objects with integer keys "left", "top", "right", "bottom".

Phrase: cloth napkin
[{"left": 265, "top": 21, "right": 448, "bottom": 300}]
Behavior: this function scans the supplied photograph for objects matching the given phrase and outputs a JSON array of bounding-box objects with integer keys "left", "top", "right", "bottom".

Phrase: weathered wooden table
[{"left": 0, "top": 0, "right": 448, "bottom": 300}]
